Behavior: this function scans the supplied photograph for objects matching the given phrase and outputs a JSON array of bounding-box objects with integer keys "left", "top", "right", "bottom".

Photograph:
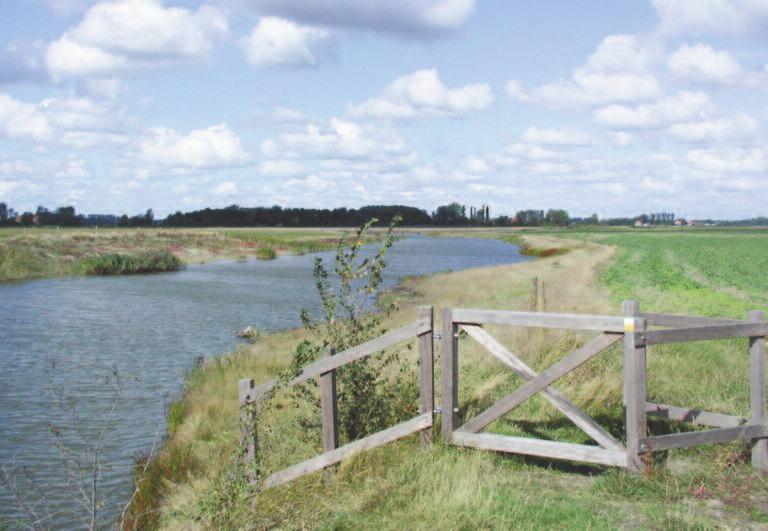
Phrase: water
[{"left": 0, "top": 235, "right": 528, "bottom": 528}]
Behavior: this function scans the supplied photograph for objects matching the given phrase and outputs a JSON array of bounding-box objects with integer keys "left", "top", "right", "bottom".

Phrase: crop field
[{"left": 131, "top": 227, "right": 768, "bottom": 530}]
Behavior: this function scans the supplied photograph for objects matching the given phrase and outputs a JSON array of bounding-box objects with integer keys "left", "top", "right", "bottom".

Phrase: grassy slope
[
  {"left": 133, "top": 228, "right": 768, "bottom": 529},
  {"left": 0, "top": 227, "right": 358, "bottom": 282}
]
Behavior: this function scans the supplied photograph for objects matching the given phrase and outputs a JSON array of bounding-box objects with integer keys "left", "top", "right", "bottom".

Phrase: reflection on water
[{"left": 0, "top": 235, "right": 528, "bottom": 528}]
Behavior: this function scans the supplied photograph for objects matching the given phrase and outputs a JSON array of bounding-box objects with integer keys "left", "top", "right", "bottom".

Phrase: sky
[{"left": 0, "top": 0, "right": 767, "bottom": 219}]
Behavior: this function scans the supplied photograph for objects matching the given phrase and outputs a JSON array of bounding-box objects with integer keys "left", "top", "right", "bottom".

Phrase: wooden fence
[
  {"left": 239, "top": 301, "right": 767, "bottom": 491},
  {"left": 442, "top": 302, "right": 768, "bottom": 472},
  {"left": 238, "top": 306, "right": 434, "bottom": 487}
]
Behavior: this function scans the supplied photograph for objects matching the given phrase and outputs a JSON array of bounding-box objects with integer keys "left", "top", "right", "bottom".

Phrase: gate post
[
  {"left": 749, "top": 310, "right": 767, "bottom": 472},
  {"left": 623, "top": 300, "right": 648, "bottom": 472},
  {"left": 441, "top": 308, "right": 458, "bottom": 442},
  {"left": 238, "top": 378, "right": 259, "bottom": 482},
  {"left": 320, "top": 348, "right": 339, "bottom": 454},
  {"left": 419, "top": 306, "right": 435, "bottom": 447}
]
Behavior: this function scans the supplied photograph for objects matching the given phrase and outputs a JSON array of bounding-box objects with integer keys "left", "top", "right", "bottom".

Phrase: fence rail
[
  {"left": 239, "top": 306, "right": 434, "bottom": 487},
  {"left": 238, "top": 301, "right": 768, "bottom": 491}
]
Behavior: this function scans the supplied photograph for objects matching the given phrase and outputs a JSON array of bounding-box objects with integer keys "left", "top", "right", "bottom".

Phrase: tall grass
[
  {"left": 126, "top": 229, "right": 768, "bottom": 529},
  {"left": 79, "top": 250, "right": 183, "bottom": 275}
]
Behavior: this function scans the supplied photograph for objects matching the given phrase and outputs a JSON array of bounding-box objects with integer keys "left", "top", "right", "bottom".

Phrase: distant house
[
  {"left": 634, "top": 220, "right": 647, "bottom": 227},
  {"left": 674, "top": 218, "right": 687, "bottom": 226}
]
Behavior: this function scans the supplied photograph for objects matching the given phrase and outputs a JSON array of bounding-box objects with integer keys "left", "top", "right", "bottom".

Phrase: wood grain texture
[
  {"left": 645, "top": 402, "right": 745, "bottom": 428},
  {"left": 441, "top": 308, "right": 458, "bottom": 442},
  {"left": 638, "top": 322, "right": 768, "bottom": 346},
  {"left": 451, "top": 308, "right": 626, "bottom": 332},
  {"left": 320, "top": 349, "right": 338, "bottom": 454},
  {"left": 451, "top": 431, "right": 626, "bottom": 467},
  {"left": 418, "top": 306, "right": 435, "bottom": 447},
  {"left": 262, "top": 414, "right": 431, "bottom": 489},
  {"left": 640, "top": 312, "right": 744, "bottom": 328},
  {"left": 238, "top": 378, "right": 259, "bottom": 482},
  {"left": 459, "top": 332, "right": 622, "bottom": 434},
  {"left": 749, "top": 310, "right": 768, "bottom": 472},
  {"left": 623, "top": 301, "right": 647, "bottom": 473},
  {"left": 461, "top": 324, "right": 624, "bottom": 452},
  {"left": 639, "top": 425, "right": 768, "bottom": 453}
]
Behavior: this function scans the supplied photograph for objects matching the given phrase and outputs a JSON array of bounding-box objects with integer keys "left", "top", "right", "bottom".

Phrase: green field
[{"left": 124, "top": 226, "right": 768, "bottom": 530}]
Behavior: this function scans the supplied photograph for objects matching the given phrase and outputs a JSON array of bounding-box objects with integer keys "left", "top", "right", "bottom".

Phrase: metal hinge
[
  {"left": 433, "top": 332, "right": 442, "bottom": 340},
  {"left": 433, "top": 407, "right": 442, "bottom": 414}
]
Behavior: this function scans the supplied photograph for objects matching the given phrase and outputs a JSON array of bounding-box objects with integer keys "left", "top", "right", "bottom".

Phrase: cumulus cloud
[
  {"left": 509, "top": 34, "right": 662, "bottom": 109},
  {"left": 522, "top": 126, "right": 591, "bottom": 146},
  {"left": 240, "top": 0, "right": 474, "bottom": 36},
  {"left": 593, "top": 91, "right": 711, "bottom": 129},
  {"left": 667, "top": 43, "right": 744, "bottom": 83},
  {"left": 0, "top": 40, "right": 47, "bottom": 84},
  {"left": 686, "top": 145, "right": 767, "bottom": 173},
  {"left": 46, "top": 0, "right": 227, "bottom": 78},
  {"left": 242, "top": 17, "right": 333, "bottom": 67},
  {"left": 348, "top": 68, "right": 493, "bottom": 120},
  {"left": 0, "top": 92, "right": 129, "bottom": 147},
  {"left": 652, "top": 0, "right": 768, "bottom": 36},
  {"left": 668, "top": 113, "right": 759, "bottom": 142},
  {"left": 138, "top": 124, "right": 249, "bottom": 169}
]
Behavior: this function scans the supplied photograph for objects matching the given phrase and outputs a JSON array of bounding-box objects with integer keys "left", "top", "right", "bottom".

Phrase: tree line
[{"left": 2, "top": 201, "right": 764, "bottom": 228}]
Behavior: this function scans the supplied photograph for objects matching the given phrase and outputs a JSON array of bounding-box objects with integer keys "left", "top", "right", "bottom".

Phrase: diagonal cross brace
[
  {"left": 459, "top": 332, "right": 623, "bottom": 434},
  {"left": 461, "top": 325, "right": 625, "bottom": 452}
]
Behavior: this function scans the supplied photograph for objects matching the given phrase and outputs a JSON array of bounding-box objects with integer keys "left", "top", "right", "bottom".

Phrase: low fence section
[
  {"left": 238, "top": 306, "right": 434, "bottom": 487},
  {"left": 238, "top": 300, "right": 768, "bottom": 491}
]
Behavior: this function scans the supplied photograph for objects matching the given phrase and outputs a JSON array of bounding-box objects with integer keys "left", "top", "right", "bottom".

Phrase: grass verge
[{"left": 128, "top": 228, "right": 768, "bottom": 529}]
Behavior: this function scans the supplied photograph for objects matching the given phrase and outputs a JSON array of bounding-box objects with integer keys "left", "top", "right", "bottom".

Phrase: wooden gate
[
  {"left": 239, "top": 306, "right": 435, "bottom": 489},
  {"left": 441, "top": 301, "right": 768, "bottom": 472}
]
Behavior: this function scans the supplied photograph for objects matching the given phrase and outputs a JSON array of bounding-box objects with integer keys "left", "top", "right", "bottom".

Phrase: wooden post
[
  {"left": 441, "top": 308, "right": 458, "bottom": 443},
  {"left": 623, "top": 300, "right": 648, "bottom": 472},
  {"left": 540, "top": 281, "right": 546, "bottom": 312},
  {"left": 238, "top": 378, "right": 259, "bottom": 482},
  {"left": 749, "top": 310, "right": 767, "bottom": 472},
  {"left": 419, "top": 306, "right": 435, "bottom": 447},
  {"left": 320, "top": 348, "right": 339, "bottom": 455},
  {"left": 530, "top": 278, "right": 539, "bottom": 312}
]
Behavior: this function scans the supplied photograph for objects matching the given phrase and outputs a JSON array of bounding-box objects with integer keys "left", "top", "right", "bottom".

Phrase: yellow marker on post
[{"left": 624, "top": 318, "right": 635, "bottom": 333}]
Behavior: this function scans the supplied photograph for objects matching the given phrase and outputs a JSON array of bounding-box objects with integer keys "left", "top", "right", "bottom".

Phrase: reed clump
[{"left": 79, "top": 250, "right": 183, "bottom": 275}]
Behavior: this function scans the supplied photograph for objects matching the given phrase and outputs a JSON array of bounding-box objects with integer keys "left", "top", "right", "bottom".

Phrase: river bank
[
  {"left": 129, "top": 229, "right": 768, "bottom": 529},
  {"left": 0, "top": 227, "right": 370, "bottom": 282}
]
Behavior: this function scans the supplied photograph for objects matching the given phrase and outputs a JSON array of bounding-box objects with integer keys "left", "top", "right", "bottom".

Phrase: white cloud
[
  {"left": 241, "top": 0, "right": 474, "bottom": 36},
  {"left": 460, "top": 156, "right": 492, "bottom": 174},
  {"left": 668, "top": 113, "right": 759, "bottom": 142},
  {"left": 349, "top": 68, "right": 493, "bottom": 120},
  {"left": 56, "top": 156, "right": 91, "bottom": 178},
  {"left": 593, "top": 90, "right": 711, "bottom": 129},
  {"left": 272, "top": 107, "right": 305, "bottom": 123},
  {"left": 138, "top": 123, "right": 249, "bottom": 169},
  {"left": 259, "top": 159, "right": 306, "bottom": 177},
  {"left": 266, "top": 118, "right": 408, "bottom": 160},
  {"left": 686, "top": 145, "right": 767, "bottom": 172},
  {"left": 522, "top": 126, "right": 591, "bottom": 146},
  {"left": 242, "top": 17, "right": 332, "bottom": 67},
  {"left": 213, "top": 181, "right": 237, "bottom": 195},
  {"left": 512, "top": 34, "right": 662, "bottom": 108},
  {"left": 505, "top": 80, "right": 529, "bottom": 102},
  {"left": 610, "top": 131, "right": 634, "bottom": 147},
  {"left": 0, "top": 93, "right": 54, "bottom": 141},
  {"left": 667, "top": 43, "right": 744, "bottom": 84},
  {"left": 652, "top": 0, "right": 768, "bottom": 36},
  {"left": 46, "top": 0, "right": 227, "bottom": 78}
]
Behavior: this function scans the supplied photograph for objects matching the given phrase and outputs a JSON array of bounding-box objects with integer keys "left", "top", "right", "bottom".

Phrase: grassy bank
[
  {"left": 128, "top": 228, "right": 768, "bottom": 529},
  {"left": 0, "top": 227, "right": 363, "bottom": 282}
]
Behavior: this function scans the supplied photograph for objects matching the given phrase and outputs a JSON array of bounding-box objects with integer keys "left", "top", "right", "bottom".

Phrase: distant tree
[
  {"left": 514, "top": 209, "right": 545, "bottom": 226},
  {"left": 544, "top": 209, "right": 569, "bottom": 226},
  {"left": 0, "top": 203, "right": 7, "bottom": 222},
  {"left": 433, "top": 203, "right": 467, "bottom": 225}
]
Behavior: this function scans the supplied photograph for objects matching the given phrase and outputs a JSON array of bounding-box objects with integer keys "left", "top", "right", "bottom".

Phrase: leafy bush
[
  {"left": 271, "top": 216, "right": 415, "bottom": 443},
  {"left": 80, "top": 250, "right": 183, "bottom": 275}
]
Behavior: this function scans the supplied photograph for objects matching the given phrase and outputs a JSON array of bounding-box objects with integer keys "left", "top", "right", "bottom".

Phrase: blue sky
[{"left": 0, "top": 0, "right": 766, "bottom": 219}]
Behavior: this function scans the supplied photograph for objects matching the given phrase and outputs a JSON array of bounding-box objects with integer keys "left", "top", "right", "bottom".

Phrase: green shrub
[{"left": 80, "top": 250, "right": 183, "bottom": 275}]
